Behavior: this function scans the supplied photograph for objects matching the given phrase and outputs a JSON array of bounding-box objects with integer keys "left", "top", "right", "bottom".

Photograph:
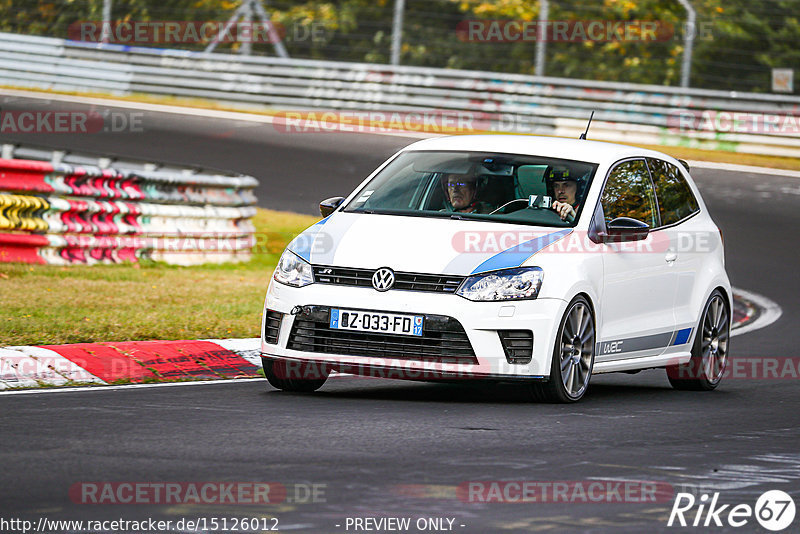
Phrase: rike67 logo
[{"left": 668, "top": 490, "right": 796, "bottom": 531}]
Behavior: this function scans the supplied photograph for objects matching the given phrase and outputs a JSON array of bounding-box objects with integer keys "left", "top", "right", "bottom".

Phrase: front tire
[
  {"left": 667, "top": 290, "right": 730, "bottom": 391},
  {"left": 530, "top": 296, "right": 595, "bottom": 403},
  {"left": 262, "top": 357, "right": 329, "bottom": 392}
]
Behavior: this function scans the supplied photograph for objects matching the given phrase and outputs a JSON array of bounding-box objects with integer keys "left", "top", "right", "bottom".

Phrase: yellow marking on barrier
[
  {"left": 0, "top": 195, "right": 11, "bottom": 228},
  {"left": 0, "top": 193, "right": 49, "bottom": 231}
]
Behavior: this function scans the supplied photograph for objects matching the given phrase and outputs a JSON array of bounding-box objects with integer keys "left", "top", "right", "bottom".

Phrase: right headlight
[
  {"left": 273, "top": 249, "right": 314, "bottom": 287},
  {"left": 456, "top": 267, "right": 543, "bottom": 301}
]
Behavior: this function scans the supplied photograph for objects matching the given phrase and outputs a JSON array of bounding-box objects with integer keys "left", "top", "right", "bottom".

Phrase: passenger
[{"left": 442, "top": 172, "right": 492, "bottom": 214}]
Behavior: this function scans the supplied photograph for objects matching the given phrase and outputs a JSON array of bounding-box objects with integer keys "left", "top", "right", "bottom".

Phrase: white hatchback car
[{"left": 261, "top": 135, "right": 731, "bottom": 402}]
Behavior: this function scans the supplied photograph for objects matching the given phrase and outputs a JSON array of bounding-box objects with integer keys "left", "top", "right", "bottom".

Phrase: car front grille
[
  {"left": 287, "top": 305, "right": 477, "bottom": 364},
  {"left": 312, "top": 266, "right": 465, "bottom": 294},
  {"left": 498, "top": 330, "right": 533, "bottom": 364}
]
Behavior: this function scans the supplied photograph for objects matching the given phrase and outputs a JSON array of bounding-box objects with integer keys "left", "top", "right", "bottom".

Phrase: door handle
[{"left": 665, "top": 251, "right": 678, "bottom": 263}]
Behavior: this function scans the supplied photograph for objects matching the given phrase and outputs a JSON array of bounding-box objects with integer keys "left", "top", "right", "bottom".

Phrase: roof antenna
[{"left": 580, "top": 111, "right": 594, "bottom": 140}]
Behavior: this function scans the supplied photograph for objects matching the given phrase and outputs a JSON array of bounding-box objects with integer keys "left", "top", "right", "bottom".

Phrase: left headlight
[
  {"left": 274, "top": 249, "right": 314, "bottom": 287},
  {"left": 456, "top": 267, "right": 543, "bottom": 301}
]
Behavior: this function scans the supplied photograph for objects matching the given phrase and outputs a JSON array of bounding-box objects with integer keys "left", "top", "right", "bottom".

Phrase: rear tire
[
  {"left": 262, "top": 357, "right": 329, "bottom": 392},
  {"left": 667, "top": 290, "right": 730, "bottom": 391},
  {"left": 530, "top": 296, "right": 595, "bottom": 403}
]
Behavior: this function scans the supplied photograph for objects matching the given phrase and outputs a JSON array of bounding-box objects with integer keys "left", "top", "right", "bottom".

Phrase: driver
[
  {"left": 442, "top": 172, "right": 492, "bottom": 214},
  {"left": 548, "top": 166, "right": 581, "bottom": 221}
]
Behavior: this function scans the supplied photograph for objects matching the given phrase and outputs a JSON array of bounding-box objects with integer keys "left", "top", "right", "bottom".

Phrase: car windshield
[{"left": 343, "top": 150, "right": 598, "bottom": 227}]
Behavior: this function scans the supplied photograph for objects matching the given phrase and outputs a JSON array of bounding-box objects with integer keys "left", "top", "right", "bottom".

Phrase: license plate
[{"left": 329, "top": 309, "right": 423, "bottom": 336}]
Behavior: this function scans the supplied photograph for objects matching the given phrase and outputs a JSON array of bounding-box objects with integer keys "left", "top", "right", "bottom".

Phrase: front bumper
[{"left": 261, "top": 280, "right": 568, "bottom": 380}]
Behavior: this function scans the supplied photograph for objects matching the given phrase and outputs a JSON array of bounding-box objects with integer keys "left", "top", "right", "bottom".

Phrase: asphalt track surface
[{"left": 1, "top": 95, "right": 799, "bottom": 533}]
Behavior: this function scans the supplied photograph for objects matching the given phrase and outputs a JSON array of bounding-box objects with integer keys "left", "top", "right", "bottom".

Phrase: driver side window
[{"left": 601, "top": 159, "right": 658, "bottom": 227}]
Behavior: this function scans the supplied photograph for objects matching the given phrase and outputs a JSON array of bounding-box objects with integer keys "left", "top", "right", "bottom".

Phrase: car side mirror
[
  {"left": 319, "top": 196, "right": 345, "bottom": 218},
  {"left": 600, "top": 217, "right": 650, "bottom": 243}
]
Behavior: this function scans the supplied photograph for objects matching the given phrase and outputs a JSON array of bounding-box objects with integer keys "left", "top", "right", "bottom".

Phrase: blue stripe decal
[
  {"left": 287, "top": 217, "right": 329, "bottom": 262},
  {"left": 673, "top": 328, "right": 693, "bottom": 346},
  {"left": 470, "top": 229, "right": 572, "bottom": 274}
]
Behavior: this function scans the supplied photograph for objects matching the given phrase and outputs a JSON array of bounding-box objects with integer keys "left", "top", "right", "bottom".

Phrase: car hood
[{"left": 287, "top": 212, "right": 572, "bottom": 276}]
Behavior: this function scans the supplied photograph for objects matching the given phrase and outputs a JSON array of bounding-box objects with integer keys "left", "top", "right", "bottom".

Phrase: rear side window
[
  {"left": 601, "top": 159, "right": 659, "bottom": 228},
  {"left": 647, "top": 158, "right": 700, "bottom": 226}
]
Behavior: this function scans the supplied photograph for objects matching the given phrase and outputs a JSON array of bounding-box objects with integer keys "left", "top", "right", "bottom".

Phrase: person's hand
[{"left": 552, "top": 200, "right": 576, "bottom": 221}]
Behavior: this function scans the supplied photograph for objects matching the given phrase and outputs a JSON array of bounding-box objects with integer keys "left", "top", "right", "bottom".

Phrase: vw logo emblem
[{"left": 372, "top": 268, "right": 395, "bottom": 292}]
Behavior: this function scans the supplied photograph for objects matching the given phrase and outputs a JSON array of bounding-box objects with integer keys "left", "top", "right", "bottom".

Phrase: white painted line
[
  {"left": 0, "top": 377, "right": 264, "bottom": 396},
  {"left": 731, "top": 287, "right": 783, "bottom": 337}
]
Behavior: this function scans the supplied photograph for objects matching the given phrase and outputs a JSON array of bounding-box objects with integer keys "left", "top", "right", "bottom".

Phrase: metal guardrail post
[
  {"left": 391, "top": 0, "right": 406, "bottom": 66},
  {"left": 241, "top": 1, "right": 253, "bottom": 56},
  {"left": 101, "top": 0, "right": 112, "bottom": 44},
  {"left": 535, "top": 0, "right": 549, "bottom": 77},
  {"left": 677, "top": 0, "right": 696, "bottom": 88}
]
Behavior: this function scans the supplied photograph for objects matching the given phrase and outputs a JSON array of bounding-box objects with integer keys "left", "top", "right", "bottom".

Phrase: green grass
[{"left": 0, "top": 208, "right": 319, "bottom": 346}]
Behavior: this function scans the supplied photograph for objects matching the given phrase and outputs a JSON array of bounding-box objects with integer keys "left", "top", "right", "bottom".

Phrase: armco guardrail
[
  {"left": 1, "top": 32, "right": 799, "bottom": 157},
  {"left": 0, "top": 144, "right": 258, "bottom": 265}
]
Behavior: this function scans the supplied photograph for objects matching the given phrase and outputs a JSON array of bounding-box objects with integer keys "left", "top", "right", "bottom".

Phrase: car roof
[{"left": 401, "top": 135, "right": 680, "bottom": 168}]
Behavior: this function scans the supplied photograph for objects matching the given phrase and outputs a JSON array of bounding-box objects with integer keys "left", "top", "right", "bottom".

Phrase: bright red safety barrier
[
  {"left": 0, "top": 158, "right": 56, "bottom": 194},
  {"left": 42, "top": 340, "right": 260, "bottom": 382},
  {"left": 0, "top": 233, "right": 49, "bottom": 264}
]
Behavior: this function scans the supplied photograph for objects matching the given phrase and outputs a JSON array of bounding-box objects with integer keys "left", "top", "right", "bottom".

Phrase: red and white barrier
[
  {"left": 0, "top": 151, "right": 258, "bottom": 265},
  {"left": 0, "top": 338, "right": 262, "bottom": 389}
]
